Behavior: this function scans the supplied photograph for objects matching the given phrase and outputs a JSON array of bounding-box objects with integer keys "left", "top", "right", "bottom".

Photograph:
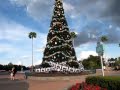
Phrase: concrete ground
[
  {"left": 0, "top": 78, "right": 28, "bottom": 90},
  {"left": 0, "top": 73, "right": 85, "bottom": 90},
  {"left": 0, "top": 71, "right": 119, "bottom": 90}
]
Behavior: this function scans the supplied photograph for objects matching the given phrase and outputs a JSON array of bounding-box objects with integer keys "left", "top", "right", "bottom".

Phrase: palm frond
[
  {"left": 101, "top": 36, "right": 108, "bottom": 42},
  {"left": 28, "top": 32, "right": 37, "bottom": 39},
  {"left": 70, "top": 32, "right": 77, "bottom": 38}
]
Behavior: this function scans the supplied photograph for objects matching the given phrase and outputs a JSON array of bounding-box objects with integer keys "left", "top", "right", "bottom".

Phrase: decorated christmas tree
[{"left": 42, "top": 0, "right": 77, "bottom": 64}]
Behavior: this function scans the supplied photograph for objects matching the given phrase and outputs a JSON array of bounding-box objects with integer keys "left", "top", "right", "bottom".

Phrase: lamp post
[{"left": 96, "top": 41, "right": 104, "bottom": 76}]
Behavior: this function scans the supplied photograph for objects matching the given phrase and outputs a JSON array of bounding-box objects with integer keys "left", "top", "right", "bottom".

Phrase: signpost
[{"left": 96, "top": 41, "right": 104, "bottom": 76}]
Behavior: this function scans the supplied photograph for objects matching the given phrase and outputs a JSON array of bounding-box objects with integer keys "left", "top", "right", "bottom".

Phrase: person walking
[{"left": 10, "top": 67, "right": 17, "bottom": 80}]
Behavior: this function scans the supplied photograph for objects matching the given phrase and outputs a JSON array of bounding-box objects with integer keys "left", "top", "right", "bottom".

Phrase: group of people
[{"left": 10, "top": 67, "right": 17, "bottom": 80}]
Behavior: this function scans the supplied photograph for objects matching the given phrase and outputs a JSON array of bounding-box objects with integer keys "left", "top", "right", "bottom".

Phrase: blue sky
[{"left": 0, "top": 0, "right": 120, "bottom": 66}]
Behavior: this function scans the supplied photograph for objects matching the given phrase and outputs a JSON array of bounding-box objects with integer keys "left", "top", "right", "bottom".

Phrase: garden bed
[
  {"left": 26, "top": 72, "right": 87, "bottom": 77},
  {"left": 86, "top": 76, "right": 120, "bottom": 90},
  {"left": 68, "top": 82, "right": 107, "bottom": 90}
]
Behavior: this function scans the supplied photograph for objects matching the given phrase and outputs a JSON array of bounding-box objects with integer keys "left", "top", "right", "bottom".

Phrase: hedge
[
  {"left": 68, "top": 82, "right": 107, "bottom": 90},
  {"left": 86, "top": 76, "right": 120, "bottom": 90}
]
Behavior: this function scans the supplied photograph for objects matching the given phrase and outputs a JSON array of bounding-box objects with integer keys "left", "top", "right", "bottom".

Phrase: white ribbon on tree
[{"left": 35, "top": 61, "right": 84, "bottom": 73}]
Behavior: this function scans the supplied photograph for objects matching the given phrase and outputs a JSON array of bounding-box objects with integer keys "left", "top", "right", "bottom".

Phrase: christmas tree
[{"left": 43, "top": 0, "right": 77, "bottom": 64}]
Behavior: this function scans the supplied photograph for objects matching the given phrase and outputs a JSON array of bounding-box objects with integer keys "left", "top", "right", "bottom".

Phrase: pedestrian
[{"left": 10, "top": 67, "right": 17, "bottom": 80}]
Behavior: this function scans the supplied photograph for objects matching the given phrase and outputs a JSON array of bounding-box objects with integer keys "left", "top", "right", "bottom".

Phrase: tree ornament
[
  {"left": 60, "top": 28, "right": 62, "bottom": 30},
  {"left": 55, "top": 42, "right": 57, "bottom": 45},
  {"left": 59, "top": 5, "right": 61, "bottom": 8}
]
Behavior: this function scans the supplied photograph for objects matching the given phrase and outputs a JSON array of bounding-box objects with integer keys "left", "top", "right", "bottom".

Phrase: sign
[{"left": 96, "top": 41, "right": 104, "bottom": 56}]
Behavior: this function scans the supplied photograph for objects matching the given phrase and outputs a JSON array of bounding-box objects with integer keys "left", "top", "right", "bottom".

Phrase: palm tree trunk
[{"left": 32, "top": 38, "right": 33, "bottom": 72}]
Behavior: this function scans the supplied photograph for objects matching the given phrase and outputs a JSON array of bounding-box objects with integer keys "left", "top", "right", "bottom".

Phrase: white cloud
[
  {"left": 75, "top": 43, "right": 91, "bottom": 51},
  {"left": 63, "top": 2, "right": 75, "bottom": 12},
  {"left": 35, "top": 47, "right": 45, "bottom": 53},
  {"left": 34, "top": 60, "right": 42, "bottom": 65},
  {"left": 109, "top": 25, "right": 112, "bottom": 29},
  {"left": 21, "top": 55, "right": 29, "bottom": 59},
  {"left": 0, "top": 44, "right": 13, "bottom": 53},
  {"left": 10, "top": 0, "right": 54, "bottom": 21},
  {"left": 9, "top": 0, "right": 76, "bottom": 21},
  {"left": 75, "top": 43, "right": 98, "bottom": 60},
  {"left": 78, "top": 51, "right": 97, "bottom": 60},
  {"left": 9, "top": 0, "right": 120, "bottom": 28},
  {"left": 0, "top": 17, "right": 31, "bottom": 41},
  {"left": 26, "top": 1, "right": 52, "bottom": 21},
  {"left": 16, "top": 61, "right": 22, "bottom": 65},
  {"left": 10, "top": 0, "right": 30, "bottom": 6},
  {"left": 0, "top": 16, "right": 47, "bottom": 66}
]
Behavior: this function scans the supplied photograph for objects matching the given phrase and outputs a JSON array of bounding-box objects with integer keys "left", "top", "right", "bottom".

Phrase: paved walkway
[
  {"left": 0, "top": 71, "right": 119, "bottom": 90},
  {"left": 0, "top": 78, "right": 28, "bottom": 90},
  {"left": 28, "top": 76, "right": 86, "bottom": 90},
  {"left": 0, "top": 73, "right": 86, "bottom": 90}
]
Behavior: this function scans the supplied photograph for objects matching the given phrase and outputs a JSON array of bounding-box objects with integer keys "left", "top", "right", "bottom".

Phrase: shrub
[
  {"left": 86, "top": 76, "right": 120, "bottom": 90},
  {"left": 68, "top": 82, "right": 107, "bottom": 90},
  {"left": 66, "top": 61, "right": 79, "bottom": 68}
]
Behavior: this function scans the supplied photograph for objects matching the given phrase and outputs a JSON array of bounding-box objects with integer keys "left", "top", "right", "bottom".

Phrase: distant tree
[
  {"left": 0, "top": 64, "right": 4, "bottom": 70},
  {"left": 0, "top": 63, "right": 29, "bottom": 71},
  {"left": 28, "top": 32, "right": 37, "bottom": 72},
  {"left": 115, "top": 59, "right": 120, "bottom": 66},
  {"left": 118, "top": 57, "right": 120, "bottom": 61},
  {"left": 89, "top": 61, "right": 96, "bottom": 69},
  {"left": 8, "top": 62, "right": 13, "bottom": 66},
  {"left": 71, "top": 32, "right": 77, "bottom": 38},
  {"left": 7, "top": 62, "right": 14, "bottom": 70},
  {"left": 41, "top": 62, "right": 51, "bottom": 68},
  {"left": 108, "top": 58, "right": 117, "bottom": 67},
  {"left": 114, "top": 59, "right": 120, "bottom": 70},
  {"left": 82, "top": 55, "right": 101, "bottom": 69},
  {"left": 66, "top": 61, "right": 79, "bottom": 68}
]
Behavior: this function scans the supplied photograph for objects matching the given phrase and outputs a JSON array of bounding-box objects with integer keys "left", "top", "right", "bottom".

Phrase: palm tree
[
  {"left": 28, "top": 32, "right": 37, "bottom": 72},
  {"left": 101, "top": 36, "right": 108, "bottom": 42},
  {"left": 70, "top": 32, "right": 77, "bottom": 46}
]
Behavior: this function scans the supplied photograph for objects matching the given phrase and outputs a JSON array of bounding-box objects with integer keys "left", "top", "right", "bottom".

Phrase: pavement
[
  {"left": 0, "top": 78, "right": 28, "bottom": 90},
  {"left": 0, "top": 71, "right": 119, "bottom": 90},
  {"left": 0, "top": 72, "right": 86, "bottom": 90},
  {"left": 0, "top": 73, "right": 28, "bottom": 90},
  {"left": 28, "top": 76, "right": 86, "bottom": 90}
]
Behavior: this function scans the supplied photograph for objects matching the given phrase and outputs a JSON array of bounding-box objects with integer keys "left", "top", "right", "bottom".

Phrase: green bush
[
  {"left": 86, "top": 76, "right": 120, "bottom": 90},
  {"left": 66, "top": 61, "right": 79, "bottom": 68}
]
